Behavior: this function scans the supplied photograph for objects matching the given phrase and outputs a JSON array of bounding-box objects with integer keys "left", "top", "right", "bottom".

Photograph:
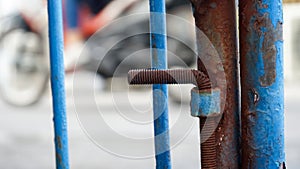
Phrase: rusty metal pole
[
  {"left": 239, "top": 0, "right": 285, "bottom": 168},
  {"left": 190, "top": 0, "right": 241, "bottom": 168}
]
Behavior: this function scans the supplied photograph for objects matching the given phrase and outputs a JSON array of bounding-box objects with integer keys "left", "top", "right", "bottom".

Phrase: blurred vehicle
[
  {"left": 0, "top": 11, "right": 49, "bottom": 106},
  {"left": 0, "top": 0, "right": 196, "bottom": 106}
]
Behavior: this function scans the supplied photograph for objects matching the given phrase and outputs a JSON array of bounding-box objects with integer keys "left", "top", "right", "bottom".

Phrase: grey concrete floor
[{"left": 0, "top": 71, "right": 299, "bottom": 169}]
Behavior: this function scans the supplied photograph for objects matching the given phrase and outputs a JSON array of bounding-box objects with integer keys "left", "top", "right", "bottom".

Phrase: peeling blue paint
[
  {"left": 240, "top": 0, "right": 285, "bottom": 168},
  {"left": 190, "top": 88, "right": 220, "bottom": 117}
]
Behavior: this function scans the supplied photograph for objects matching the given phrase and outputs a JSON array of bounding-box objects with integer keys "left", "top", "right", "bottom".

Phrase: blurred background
[{"left": 0, "top": 0, "right": 299, "bottom": 168}]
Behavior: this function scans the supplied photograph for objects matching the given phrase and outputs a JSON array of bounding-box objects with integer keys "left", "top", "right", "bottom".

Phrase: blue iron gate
[{"left": 47, "top": 0, "right": 285, "bottom": 168}]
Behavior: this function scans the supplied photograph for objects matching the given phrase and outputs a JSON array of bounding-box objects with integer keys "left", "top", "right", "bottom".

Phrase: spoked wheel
[{"left": 0, "top": 28, "right": 48, "bottom": 106}]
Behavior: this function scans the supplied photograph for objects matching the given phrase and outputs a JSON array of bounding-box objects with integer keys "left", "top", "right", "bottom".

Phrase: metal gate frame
[{"left": 47, "top": 0, "right": 285, "bottom": 168}]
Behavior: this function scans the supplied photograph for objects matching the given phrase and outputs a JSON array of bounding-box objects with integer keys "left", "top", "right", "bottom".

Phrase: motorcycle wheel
[{"left": 0, "top": 28, "right": 48, "bottom": 106}]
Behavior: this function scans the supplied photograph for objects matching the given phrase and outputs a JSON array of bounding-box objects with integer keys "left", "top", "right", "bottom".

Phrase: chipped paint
[
  {"left": 190, "top": 88, "right": 220, "bottom": 117},
  {"left": 239, "top": 0, "right": 285, "bottom": 168}
]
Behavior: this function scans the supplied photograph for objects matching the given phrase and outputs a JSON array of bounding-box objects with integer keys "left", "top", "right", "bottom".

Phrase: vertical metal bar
[
  {"left": 47, "top": 1, "right": 70, "bottom": 169},
  {"left": 149, "top": 0, "right": 171, "bottom": 169},
  {"left": 239, "top": 0, "right": 285, "bottom": 168},
  {"left": 190, "top": 0, "right": 241, "bottom": 168}
]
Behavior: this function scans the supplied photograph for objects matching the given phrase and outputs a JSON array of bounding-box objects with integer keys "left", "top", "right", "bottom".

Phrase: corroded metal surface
[
  {"left": 190, "top": 0, "right": 241, "bottom": 168},
  {"left": 239, "top": 0, "right": 285, "bottom": 168},
  {"left": 128, "top": 69, "right": 210, "bottom": 90},
  {"left": 200, "top": 116, "right": 220, "bottom": 169}
]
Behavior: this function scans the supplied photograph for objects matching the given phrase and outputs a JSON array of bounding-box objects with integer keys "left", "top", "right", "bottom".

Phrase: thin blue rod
[
  {"left": 149, "top": 0, "right": 171, "bottom": 169},
  {"left": 47, "top": 1, "right": 70, "bottom": 169}
]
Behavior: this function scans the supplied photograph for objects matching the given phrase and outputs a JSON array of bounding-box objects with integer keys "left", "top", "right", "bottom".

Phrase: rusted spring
[
  {"left": 128, "top": 69, "right": 211, "bottom": 90},
  {"left": 199, "top": 115, "right": 219, "bottom": 169}
]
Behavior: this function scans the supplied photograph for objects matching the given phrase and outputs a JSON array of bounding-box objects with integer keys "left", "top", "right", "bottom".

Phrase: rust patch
[
  {"left": 56, "top": 136, "right": 62, "bottom": 149},
  {"left": 199, "top": 116, "right": 221, "bottom": 169},
  {"left": 56, "top": 152, "right": 66, "bottom": 169},
  {"left": 56, "top": 152, "right": 62, "bottom": 164},
  {"left": 55, "top": 136, "right": 67, "bottom": 169},
  {"left": 252, "top": 13, "right": 283, "bottom": 86},
  {"left": 239, "top": 1, "right": 259, "bottom": 167},
  {"left": 240, "top": 2, "right": 283, "bottom": 87},
  {"left": 260, "top": 18, "right": 282, "bottom": 86}
]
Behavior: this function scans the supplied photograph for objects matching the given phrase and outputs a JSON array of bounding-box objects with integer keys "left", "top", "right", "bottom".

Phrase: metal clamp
[{"left": 190, "top": 87, "right": 220, "bottom": 117}]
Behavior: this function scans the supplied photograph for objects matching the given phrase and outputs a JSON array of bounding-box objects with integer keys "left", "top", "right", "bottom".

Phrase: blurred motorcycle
[{"left": 0, "top": 0, "right": 196, "bottom": 106}]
